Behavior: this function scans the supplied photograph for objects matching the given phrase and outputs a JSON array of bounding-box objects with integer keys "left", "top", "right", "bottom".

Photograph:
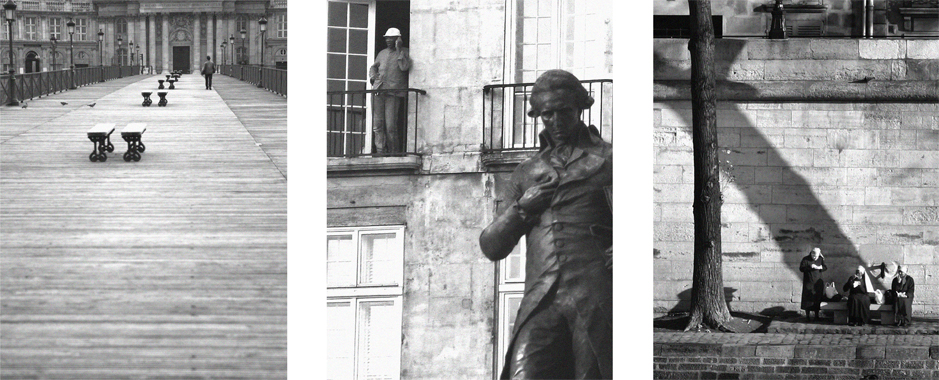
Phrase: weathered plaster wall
[
  {"left": 327, "top": 173, "right": 496, "bottom": 380},
  {"left": 653, "top": 38, "right": 939, "bottom": 316}
]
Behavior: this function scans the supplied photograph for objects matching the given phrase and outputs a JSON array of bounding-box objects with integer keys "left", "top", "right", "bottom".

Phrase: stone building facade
[
  {"left": 1, "top": 0, "right": 286, "bottom": 74},
  {"left": 325, "top": 0, "right": 613, "bottom": 379},
  {"left": 653, "top": 1, "right": 938, "bottom": 317}
]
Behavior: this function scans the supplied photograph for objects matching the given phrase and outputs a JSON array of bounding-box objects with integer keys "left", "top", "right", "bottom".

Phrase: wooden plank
[{"left": 1, "top": 73, "right": 287, "bottom": 378}]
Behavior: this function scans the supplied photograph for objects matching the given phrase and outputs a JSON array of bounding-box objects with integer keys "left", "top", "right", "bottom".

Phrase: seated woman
[
  {"left": 843, "top": 266, "right": 872, "bottom": 326},
  {"left": 891, "top": 265, "right": 915, "bottom": 327}
]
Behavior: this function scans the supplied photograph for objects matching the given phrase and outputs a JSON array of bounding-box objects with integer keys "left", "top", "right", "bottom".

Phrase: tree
[{"left": 684, "top": 0, "right": 732, "bottom": 331}]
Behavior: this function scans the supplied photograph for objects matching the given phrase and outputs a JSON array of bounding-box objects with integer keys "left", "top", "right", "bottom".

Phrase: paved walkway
[{"left": 1, "top": 73, "right": 287, "bottom": 379}]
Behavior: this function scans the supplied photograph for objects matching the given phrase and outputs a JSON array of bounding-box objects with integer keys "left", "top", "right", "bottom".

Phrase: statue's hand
[{"left": 517, "top": 175, "right": 558, "bottom": 215}]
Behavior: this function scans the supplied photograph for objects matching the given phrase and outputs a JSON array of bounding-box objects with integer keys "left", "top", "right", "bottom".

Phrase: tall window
[
  {"left": 236, "top": 16, "right": 248, "bottom": 37},
  {"left": 50, "top": 17, "right": 62, "bottom": 40},
  {"left": 496, "top": 235, "right": 525, "bottom": 376},
  {"left": 117, "top": 18, "right": 127, "bottom": 38},
  {"left": 276, "top": 14, "right": 287, "bottom": 38},
  {"left": 24, "top": 17, "right": 37, "bottom": 40},
  {"left": 327, "top": 0, "right": 374, "bottom": 156},
  {"left": 327, "top": 226, "right": 404, "bottom": 380},
  {"left": 75, "top": 18, "right": 88, "bottom": 41},
  {"left": 237, "top": 46, "right": 247, "bottom": 65}
]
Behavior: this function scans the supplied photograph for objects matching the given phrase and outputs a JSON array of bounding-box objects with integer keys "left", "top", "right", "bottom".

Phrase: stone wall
[
  {"left": 327, "top": 173, "right": 496, "bottom": 380},
  {"left": 654, "top": 340, "right": 939, "bottom": 379},
  {"left": 653, "top": 38, "right": 939, "bottom": 316}
]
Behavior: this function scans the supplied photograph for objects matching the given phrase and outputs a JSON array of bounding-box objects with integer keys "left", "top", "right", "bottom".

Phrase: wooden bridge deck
[{"left": 1, "top": 74, "right": 287, "bottom": 379}]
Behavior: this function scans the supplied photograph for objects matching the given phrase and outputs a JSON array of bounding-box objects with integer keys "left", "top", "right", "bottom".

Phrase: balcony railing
[
  {"left": 1, "top": 66, "right": 140, "bottom": 104},
  {"left": 326, "top": 88, "right": 426, "bottom": 157},
  {"left": 271, "top": 0, "right": 287, "bottom": 8},
  {"left": 16, "top": 0, "right": 94, "bottom": 12},
  {"left": 482, "top": 79, "right": 613, "bottom": 152},
  {"left": 219, "top": 64, "right": 287, "bottom": 97}
]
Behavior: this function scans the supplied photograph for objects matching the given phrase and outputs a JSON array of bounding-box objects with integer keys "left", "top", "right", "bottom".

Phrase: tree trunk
[{"left": 685, "top": 0, "right": 732, "bottom": 331}]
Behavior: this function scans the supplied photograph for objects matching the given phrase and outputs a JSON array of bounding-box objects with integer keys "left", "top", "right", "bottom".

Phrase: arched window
[{"left": 25, "top": 51, "right": 41, "bottom": 73}]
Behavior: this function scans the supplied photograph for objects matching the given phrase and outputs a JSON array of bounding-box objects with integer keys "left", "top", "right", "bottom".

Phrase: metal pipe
[{"left": 866, "top": 0, "right": 874, "bottom": 38}]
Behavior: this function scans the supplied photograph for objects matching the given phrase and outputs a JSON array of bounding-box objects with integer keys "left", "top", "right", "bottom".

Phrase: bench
[
  {"left": 121, "top": 123, "right": 147, "bottom": 162},
  {"left": 157, "top": 79, "right": 165, "bottom": 89},
  {"left": 87, "top": 123, "right": 116, "bottom": 162},
  {"left": 157, "top": 91, "right": 168, "bottom": 107},
  {"left": 820, "top": 302, "right": 894, "bottom": 325},
  {"left": 141, "top": 91, "right": 153, "bottom": 107},
  {"left": 167, "top": 79, "right": 176, "bottom": 90}
]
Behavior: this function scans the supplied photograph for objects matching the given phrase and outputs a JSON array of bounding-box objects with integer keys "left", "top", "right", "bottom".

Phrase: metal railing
[
  {"left": 16, "top": 0, "right": 94, "bottom": 12},
  {"left": 326, "top": 88, "right": 426, "bottom": 157},
  {"left": 1, "top": 66, "right": 141, "bottom": 105},
  {"left": 219, "top": 64, "right": 287, "bottom": 97},
  {"left": 482, "top": 79, "right": 613, "bottom": 152}
]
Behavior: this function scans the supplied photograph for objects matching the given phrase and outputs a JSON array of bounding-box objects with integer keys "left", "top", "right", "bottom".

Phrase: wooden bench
[
  {"left": 86, "top": 123, "right": 116, "bottom": 162},
  {"left": 141, "top": 91, "right": 153, "bottom": 107},
  {"left": 120, "top": 123, "right": 147, "bottom": 162},
  {"left": 820, "top": 302, "right": 894, "bottom": 325},
  {"left": 157, "top": 91, "right": 168, "bottom": 107}
]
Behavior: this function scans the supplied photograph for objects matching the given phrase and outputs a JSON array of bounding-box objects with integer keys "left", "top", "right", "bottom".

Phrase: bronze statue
[{"left": 480, "top": 69, "right": 612, "bottom": 379}]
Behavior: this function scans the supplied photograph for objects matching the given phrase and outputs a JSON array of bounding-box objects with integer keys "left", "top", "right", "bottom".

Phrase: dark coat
[
  {"left": 843, "top": 274, "right": 871, "bottom": 323},
  {"left": 201, "top": 61, "right": 216, "bottom": 75},
  {"left": 480, "top": 123, "right": 612, "bottom": 379},
  {"left": 891, "top": 275, "right": 914, "bottom": 320},
  {"left": 799, "top": 255, "right": 827, "bottom": 310}
]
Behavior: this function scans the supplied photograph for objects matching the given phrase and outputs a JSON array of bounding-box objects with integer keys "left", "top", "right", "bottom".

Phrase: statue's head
[{"left": 528, "top": 70, "right": 594, "bottom": 143}]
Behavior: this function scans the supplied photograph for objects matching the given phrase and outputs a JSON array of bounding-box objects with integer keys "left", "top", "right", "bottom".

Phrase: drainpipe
[
  {"left": 866, "top": 0, "right": 874, "bottom": 38},
  {"left": 860, "top": 0, "right": 867, "bottom": 37}
]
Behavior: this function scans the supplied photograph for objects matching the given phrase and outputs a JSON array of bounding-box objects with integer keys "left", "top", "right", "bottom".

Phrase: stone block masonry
[
  {"left": 654, "top": 333, "right": 939, "bottom": 380},
  {"left": 653, "top": 38, "right": 939, "bottom": 316}
]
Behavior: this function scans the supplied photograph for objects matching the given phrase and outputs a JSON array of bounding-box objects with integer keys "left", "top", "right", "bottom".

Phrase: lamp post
[
  {"left": 768, "top": 0, "right": 787, "bottom": 39},
  {"left": 97, "top": 29, "right": 104, "bottom": 82},
  {"left": 239, "top": 28, "right": 246, "bottom": 79},
  {"left": 229, "top": 34, "right": 234, "bottom": 67},
  {"left": 129, "top": 41, "right": 134, "bottom": 66},
  {"left": 4, "top": 0, "right": 17, "bottom": 106},
  {"left": 257, "top": 17, "right": 266, "bottom": 88},
  {"left": 51, "top": 35, "right": 57, "bottom": 71},
  {"left": 67, "top": 18, "right": 76, "bottom": 89},
  {"left": 116, "top": 36, "right": 122, "bottom": 78},
  {"left": 135, "top": 44, "right": 140, "bottom": 74}
]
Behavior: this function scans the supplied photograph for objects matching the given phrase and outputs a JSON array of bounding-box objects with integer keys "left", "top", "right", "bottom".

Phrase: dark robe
[
  {"left": 799, "top": 255, "right": 827, "bottom": 311},
  {"left": 891, "top": 275, "right": 915, "bottom": 324},
  {"left": 843, "top": 275, "right": 870, "bottom": 324}
]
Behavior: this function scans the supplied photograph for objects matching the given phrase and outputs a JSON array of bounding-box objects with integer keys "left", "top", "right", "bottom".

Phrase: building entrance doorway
[
  {"left": 25, "top": 51, "right": 40, "bottom": 73},
  {"left": 173, "top": 46, "right": 191, "bottom": 73}
]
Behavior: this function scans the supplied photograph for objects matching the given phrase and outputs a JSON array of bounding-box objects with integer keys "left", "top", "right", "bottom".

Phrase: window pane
[
  {"left": 357, "top": 300, "right": 399, "bottom": 380},
  {"left": 349, "top": 29, "right": 369, "bottom": 55},
  {"left": 349, "top": 3, "right": 369, "bottom": 28},
  {"left": 328, "top": 1, "right": 347, "bottom": 27},
  {"left": 348, "top": 55, "right": 367, "bottom": 81},
  {"left": 327, "top": 235, "right": 355, "bottom": 287},
  {"left": 327, "top": 301, "right": 354, "bottom": 380},
  {"left": 538, "top": 18, "right": 552, "bottom": 43},
  {"left": 327, "top": 54, "right": 346, "bottom": 80},
  {"left": 359, "top": 233, "right": 398, "bottom": 285},
  {"left": 327, "top": 28, "right": 347, "bottom": 53}
]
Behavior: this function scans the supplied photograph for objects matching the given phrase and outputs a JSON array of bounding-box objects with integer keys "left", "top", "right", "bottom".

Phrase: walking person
[
  {"left": 369, "top": 27, "right": 412, "bottom": 154},
  {"left": 890, "top": 265, "right": 914, "bottom": 327},
  {"left": 799, "top": 247, "right": 827, "bottom": 322},
  {"left": 201, "top": 56, "right": 216, "bottom": 90}
]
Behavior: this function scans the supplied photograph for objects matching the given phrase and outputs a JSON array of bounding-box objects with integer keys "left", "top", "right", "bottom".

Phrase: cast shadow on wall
[{"left": 654, "top": 39, "right": 874, "bottom": 306}]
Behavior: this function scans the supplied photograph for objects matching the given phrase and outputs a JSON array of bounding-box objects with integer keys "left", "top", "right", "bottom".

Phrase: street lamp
[
  {"left": 67, "top": 18, "right": 76, "bottom": 89},
  {"left": 257, "top": 17, "right": 266, "bottom": 88},
  {"left": 117, "top": 36, "right": 122, "bottom": 78},
  {"left": 129, "top": 41, "right": 134, "bottom": 66},
  {"left": 4, "top": 0, "right": 18, "bottom": 106},
  {"left": 239, "top": 28, "right": 246, "bottom": 64},
  {"left": 135, "top": 44, "right": 140, "bottom": 74},
  {"left": 97, "top": 29, "right": 104, "bottom": 82},
  {"left": 229, "top": 34, "right": 234, "bottom": 66},
  {"left": 50, "top": 35, "right": 57, "bottom": 71}
]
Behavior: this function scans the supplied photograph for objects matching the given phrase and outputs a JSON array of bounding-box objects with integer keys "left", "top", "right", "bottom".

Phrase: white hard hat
[{"left": 384, "top": 28, "right": 402, "bottom": 37}]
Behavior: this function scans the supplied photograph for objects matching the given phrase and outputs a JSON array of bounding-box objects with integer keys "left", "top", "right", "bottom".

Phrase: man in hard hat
[
  {"left": 480, "top": 69, "right": 612, "bottom": 379},
  {"left": 369, "top": 27, "right": 412, "bottom": 154}
]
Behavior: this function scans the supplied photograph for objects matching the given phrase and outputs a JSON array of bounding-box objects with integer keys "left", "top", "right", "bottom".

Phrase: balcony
[
  {"left": 326, "top": 88, "right": 426, "bottom": 175},
  {"left": 481, "top": 79, "right": 613, "bottom": 171},
  {"left": 271, "top": 0, "right": 287, "bottom": 9},
  {"left": 16, "top": 0, "right": 94, "bottom": 12}
]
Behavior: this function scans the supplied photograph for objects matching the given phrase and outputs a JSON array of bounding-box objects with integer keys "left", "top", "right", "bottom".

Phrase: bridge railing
[
  {"left": 1, "top": 66, "right": 142, "bottom": 105},
  {"left": 218, "top": 65, "right": 287, "bottom": 97}
]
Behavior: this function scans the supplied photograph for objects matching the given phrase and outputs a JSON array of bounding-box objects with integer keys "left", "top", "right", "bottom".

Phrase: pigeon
[
  {"left": 60, "top": 101, "right": 68, "bottom": 106},
  {"left": 20, "top": 102, "right": 27, "bottom": 109},
  {"left": 87, "top": 103, "right": 96, "bottom": 108}
]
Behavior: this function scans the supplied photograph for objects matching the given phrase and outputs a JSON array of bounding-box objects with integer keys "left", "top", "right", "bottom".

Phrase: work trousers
[{"left": 372, "top": 94, "right": 402, "bottom": 154}]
